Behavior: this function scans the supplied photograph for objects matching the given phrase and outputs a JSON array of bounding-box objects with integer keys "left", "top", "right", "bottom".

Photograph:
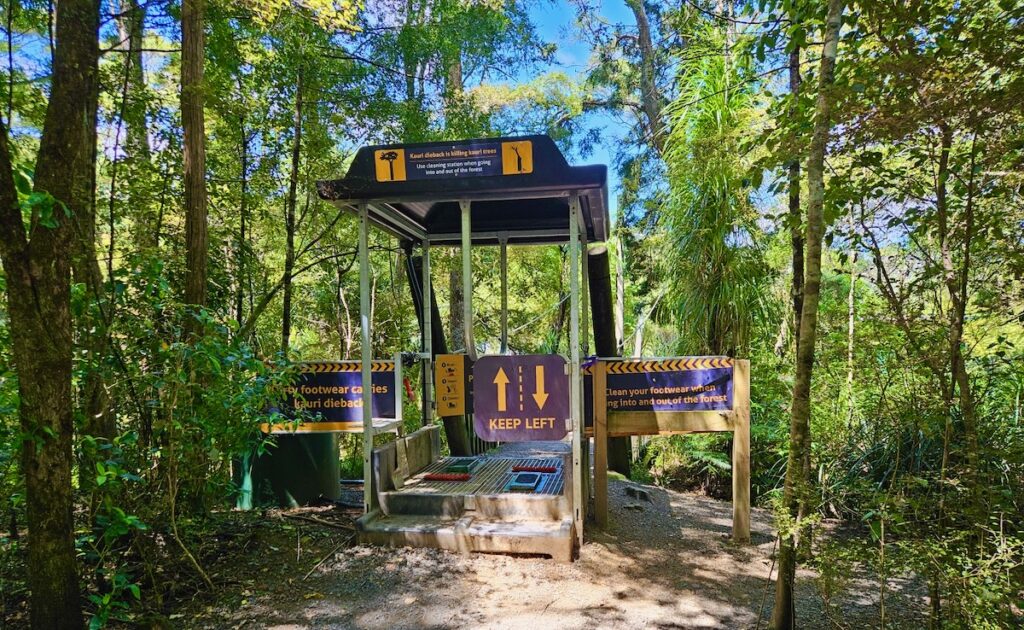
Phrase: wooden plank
[
  {"left": 732, "top": 360, "right": 751, "bottom": 543},
  {"left": 606, "top": 410, "right": 734, "bottom": 436},
  {"left": 594, "top": 361, "right": 609, "bottom": 527}
]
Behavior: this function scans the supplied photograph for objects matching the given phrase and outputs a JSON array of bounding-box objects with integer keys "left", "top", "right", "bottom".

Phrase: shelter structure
[{"left": 315, "top": 135, "right": 608, "bottom": 560}]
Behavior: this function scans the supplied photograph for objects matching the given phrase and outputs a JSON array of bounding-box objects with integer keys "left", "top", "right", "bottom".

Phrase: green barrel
[{"left": 235, "top": 433, "right": 341, "bottom": 509}]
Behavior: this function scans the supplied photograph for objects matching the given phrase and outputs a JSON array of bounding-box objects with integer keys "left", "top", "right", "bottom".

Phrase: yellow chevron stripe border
[
  {"left": 604, "top": 357, "right": 733, "bottom": 374},
  {"left": 299, "top": 361, "right": 395, "bottom": 373}
]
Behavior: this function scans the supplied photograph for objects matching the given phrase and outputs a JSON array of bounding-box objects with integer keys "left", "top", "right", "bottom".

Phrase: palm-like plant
[{"left": 661, "top": 21, "right": 770, "bottom": 357}]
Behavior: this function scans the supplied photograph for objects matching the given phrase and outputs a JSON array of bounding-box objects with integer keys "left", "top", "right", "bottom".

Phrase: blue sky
[{"left": 526, "top": 1, "right": 639, "bottom": 222}]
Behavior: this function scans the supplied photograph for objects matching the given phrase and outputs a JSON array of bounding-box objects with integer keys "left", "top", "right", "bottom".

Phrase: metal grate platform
[{"left": 397, "top": 457, "right": 565, "bottom": 496}]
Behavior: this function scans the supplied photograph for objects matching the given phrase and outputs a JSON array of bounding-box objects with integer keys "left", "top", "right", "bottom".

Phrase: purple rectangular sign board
[
  {"left": 585, "top": 358, "right": 734, "bottom": 426},
  {"left": 473, "top": 354, "right": 570, "bottom": 442},
  {"left": 282, "top": 364, "right": 396, "bottom": 424}
]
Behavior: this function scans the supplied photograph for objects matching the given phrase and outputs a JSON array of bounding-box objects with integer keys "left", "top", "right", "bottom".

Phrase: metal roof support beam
[
  {"left": 460, "top": 200, "right": 477, "bottom": 361},
  {"left": 426, "top": 228, "right": 569, "bottom": 245},
  {"left": 422, "top": 238, "right": 432, "bottom": 424},
  {"left": 500, "top": 235, "right": 508, "bottom": 353},
  {"left": 569, "top": 194, "right": 583, "bottom": 548},
  {"left": 358, "top": 202, "right": 374, "bottom": 513}
]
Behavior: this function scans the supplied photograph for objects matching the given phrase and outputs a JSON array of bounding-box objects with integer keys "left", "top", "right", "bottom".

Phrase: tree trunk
[
  {"left": 846, "top": 207, "right": 857, "bottom": 431},
  {"left": 71, "top": 0, "right": 113, "bottom": 492},
  {"left": 0, "top": 0, "right": 100, "bottom": 626},
  {"left": 614, "top": 237, "right": 626, "bottom": 355},
  {"left": 771, "top": 1, "right": 844, "bottom": 628},
  {"left": 117, "top": 0, "right": 156, "bottom": 255},
  {"left": 181, "top": 0, "right": 207, "bottom": 336},
  {"left": 235, "top": 108, "right": 249, "bottom": 327},
  {"left": 624, "top": 0, "right": 665, "bottom": 154},
  {"left": 281, "top": 66, "right": 303, "bottom": 355},
  {"left": 588, "top": 246, "right": 632, "bottom": 475},
  {"left": 788, "top": 47, "right": 804, "bottom": 348}
]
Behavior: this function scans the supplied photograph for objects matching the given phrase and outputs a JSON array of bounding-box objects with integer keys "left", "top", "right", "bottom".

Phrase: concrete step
[{"left": 357, "top": 512, "right": 575, "bottom": 562}]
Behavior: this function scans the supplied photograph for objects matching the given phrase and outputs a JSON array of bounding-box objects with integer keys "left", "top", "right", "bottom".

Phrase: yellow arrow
[
  {"left": 494, "top": 367, "right": 510, "bottom": 412},
  {"left": 532, "top": 365, "right": 548, "bottom": 409}
]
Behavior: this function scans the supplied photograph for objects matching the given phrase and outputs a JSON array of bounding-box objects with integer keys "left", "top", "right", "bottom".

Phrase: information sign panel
[
  {"left": 265, "top": 362, "right": 396, "bottom": 432},
  {"left": 374, "top": 140, "right": 533, "bottom": 182},
  {"left": 473, "top": 354, "right": 569, "bottom": 442},
  {"left": 435, "top": 354, "right": 468, "bottom": 417}
]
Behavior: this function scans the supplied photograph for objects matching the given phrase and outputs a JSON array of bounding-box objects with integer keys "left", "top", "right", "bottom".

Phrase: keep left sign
[{"left": 473, "top": 354, "right": 570, "bottom": 442}]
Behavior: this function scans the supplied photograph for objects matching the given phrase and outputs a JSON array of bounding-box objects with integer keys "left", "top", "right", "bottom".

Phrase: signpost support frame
[
  {"left": 358, "top": 202, "right": 374, "bottom": 512},
  {"left": 500, "top": 236, "right": 508, "bottom": 353},
  {"left": 422, "top": 238, "right": 432, "bottom": 423},
  {"left": 591, "top": 358, "right": 751, "bottom": 543},
  {"left": 569, "top": 194, "right": 583, "bottom": 548},
  {"left": 460, "top": 199, "right": 476, "bottom": 360}
]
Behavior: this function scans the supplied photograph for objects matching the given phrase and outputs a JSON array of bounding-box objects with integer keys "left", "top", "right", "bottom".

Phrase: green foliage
[{"left": 662, "top": 20, "right": 773, "bottom": 357}]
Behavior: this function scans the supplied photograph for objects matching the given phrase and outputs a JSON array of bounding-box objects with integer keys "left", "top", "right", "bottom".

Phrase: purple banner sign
[
  {"left": 282, "top": 363, "right": 396, "bottom": 424},
  {"left": 473, "top": 354, "right": 570, "bottom": 442},
  {"left": 585, "top": 358, "right": 734, "bottom": 426}
]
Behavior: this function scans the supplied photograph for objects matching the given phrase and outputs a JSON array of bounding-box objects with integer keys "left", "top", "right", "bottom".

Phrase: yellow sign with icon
[
  {"left": 374, "top": 148, "right": 407, "bottom": 182},
  {"left": 434, "top": 354, "right": 467, "bottom": 417},
  {"left": 501, "top": 140, "right": 533, "bottom": 175}
]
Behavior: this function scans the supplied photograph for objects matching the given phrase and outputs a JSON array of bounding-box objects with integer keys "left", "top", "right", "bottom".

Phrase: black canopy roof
[{"left": 316, "top": 135, "right": 609, "bottom": 245}]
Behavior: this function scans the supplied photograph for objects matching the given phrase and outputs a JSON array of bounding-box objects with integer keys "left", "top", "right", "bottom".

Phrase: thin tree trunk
[
  {"left": 771, "top": 2, "right": 844, "bottom": 628},
  {"left": 615, "top": 236, "right": 626, "bottom": 355},
  {"left": 72, "top": 2, "right": 113, "bottom": 495},
  {"left": 181, "top": 0, "right": 207, "bottom": 336},
  {"left": 235, "top": 108, "right": 249, "bottom": 326},
  {"left": 846, "top": 207, "right": 857, "bottom": 431},
  {"left": 281, "top": 66, "right": 303, "bottom": 355},
  {"left": 118, "top": 0, "right": 155, "bottom": 254},
  {"left": 788, "top": 47, "right": 804, "bottom": 347},
  {"left": 0, "top": 0, "right": 100, "bottom": 625}
]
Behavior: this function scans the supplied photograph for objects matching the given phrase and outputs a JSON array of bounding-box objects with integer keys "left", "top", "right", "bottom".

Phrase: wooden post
[
  {"left": 732, "top": 359, "right": 751, "bottom": 543},
  {"left": 594, "top": 361, "right": 608, "bottom": 527}
]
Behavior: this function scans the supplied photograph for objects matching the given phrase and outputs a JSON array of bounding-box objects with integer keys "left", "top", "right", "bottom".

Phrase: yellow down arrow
[
  {"left": 494, "top": 367, "right": 510, "bottom": 412},
  {"left": 533, "top": 365, "right": 548, "bottom": 409}
]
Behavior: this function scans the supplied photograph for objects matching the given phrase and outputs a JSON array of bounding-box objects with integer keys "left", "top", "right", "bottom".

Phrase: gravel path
[{"left": 193, "top": 480, "right": 926, "bottom": 629}]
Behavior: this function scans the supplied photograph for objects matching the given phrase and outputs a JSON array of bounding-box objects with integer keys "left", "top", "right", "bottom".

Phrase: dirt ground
[{"left": 179, "top": 480, "right": 928, "bottom": 629}]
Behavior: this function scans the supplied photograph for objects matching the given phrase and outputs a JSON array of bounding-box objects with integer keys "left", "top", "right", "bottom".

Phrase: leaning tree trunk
[
  {"left": 0, "top": 0, "right": 100, "bottom": 626},
  {"left": 771, "top": 1, "right": 844, "bottom": 628},
  {"left": 181, "top": 0, "right": 207, "bottom": 336}
]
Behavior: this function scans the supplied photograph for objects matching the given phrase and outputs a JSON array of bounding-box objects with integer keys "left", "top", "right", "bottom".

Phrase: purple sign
[
  {"left": 586, "top": 358, "right": 734, "bottom": 425},
  {"left": 283, "top": 363, "right": 396, "bottom": 424},
  {"left": 473, "top": 354, "right": 570, "bottom": 442}
]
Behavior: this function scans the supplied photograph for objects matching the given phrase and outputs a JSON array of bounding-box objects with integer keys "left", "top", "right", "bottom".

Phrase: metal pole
[
  {"left": 358, "top": 203, "right": 374, "bottom": 513},
  {"left": 569, "top": 195, "right": 583, "bottom": 548},
  {"left": 422, "top": 239, "right": 432, "bottom": 425},
  {"left": 460, "top": 200, "right": 476, "bottom": 361},
  {"left": 500, "top": 237, "right": 508, "bottom": 353},
  {"left": 394, "top": 351, "right": 403, "bottom": 432},
  {"left": 581, "top": 232, "right": 590, "bottom": 356}
]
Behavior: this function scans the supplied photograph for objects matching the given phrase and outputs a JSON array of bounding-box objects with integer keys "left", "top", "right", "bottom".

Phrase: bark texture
[
  {"left": 181, "top": 0, "right": 207, "bottom": 334},
  {"left": 587, "top": 246, "right": 632, "bottom": 475},
  {"left": 771, "top": 1, "right": 844, "bottom": 628},
  {"left": 625, "top": 0, "right": 665, "bottom": 154},
  {"left": 281, "top": 66, "right": 303, "bottom": 355},
  {"left": 0, "top": 0, "right": 100, "bottom": 626}
]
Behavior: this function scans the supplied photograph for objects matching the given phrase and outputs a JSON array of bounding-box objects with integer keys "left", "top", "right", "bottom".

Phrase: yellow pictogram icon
[
  {"left": 374, "top": 148, "right": 407, "bottom": 182},
  {"left": 501, "top": 140, "right": 533, "bottom": 175}
]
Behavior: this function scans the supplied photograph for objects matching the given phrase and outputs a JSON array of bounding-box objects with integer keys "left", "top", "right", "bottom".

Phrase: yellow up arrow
[
  {"left": 532, "top": 365, "right": 548, "bottom": 409},
  {"left": 494, "top": 367, "right": 510, "bottom": 412}
]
